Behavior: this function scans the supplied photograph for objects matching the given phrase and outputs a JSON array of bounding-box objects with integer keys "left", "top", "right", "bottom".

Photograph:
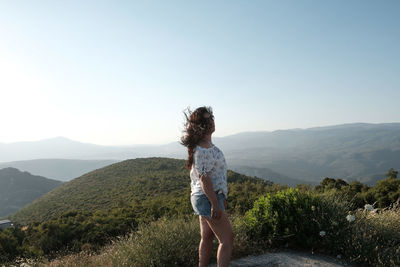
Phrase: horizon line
[{"left": 1, "top": 121, "right": 399, "bottom": 147}]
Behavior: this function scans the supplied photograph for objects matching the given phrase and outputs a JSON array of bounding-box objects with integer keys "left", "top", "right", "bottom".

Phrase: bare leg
[
  {"left": 205, "top": 211, "right": 234, "bottom": 267},
  {"left": 199, "top": 216, "right": 215, "bottom": 267}
]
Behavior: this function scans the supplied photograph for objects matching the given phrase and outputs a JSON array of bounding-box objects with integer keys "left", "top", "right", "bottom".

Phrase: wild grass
[
  {"left": 342, "top": 203, "right": 400, "bottom": 266},
  {"left": 23, "top": 215, "right": 255, "bottom": 267},
  {"left": 14, "top": 191, "right": 400, "bottom": 267}
]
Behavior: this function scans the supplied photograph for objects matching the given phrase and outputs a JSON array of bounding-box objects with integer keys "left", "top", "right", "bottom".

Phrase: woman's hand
[{"left": 211, "top": 204, "right": 223, "bottom": 220}]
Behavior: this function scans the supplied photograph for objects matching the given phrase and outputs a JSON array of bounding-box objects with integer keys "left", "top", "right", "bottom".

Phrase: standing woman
[{"left": 180, "top": 106, "right": 234, "bottom": 267}]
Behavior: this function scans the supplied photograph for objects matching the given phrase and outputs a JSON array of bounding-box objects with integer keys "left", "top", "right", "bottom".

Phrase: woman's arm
[{"left": 199, "top": 173, "right": 222, "bottom": 220}]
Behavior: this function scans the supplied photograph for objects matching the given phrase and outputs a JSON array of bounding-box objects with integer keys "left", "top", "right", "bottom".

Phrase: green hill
[
  {"left": 8, "top": 157, "right": 273, "bottom": 225},
  {"left": 0, "top": 167, "right": 63, "bottom": 218}
]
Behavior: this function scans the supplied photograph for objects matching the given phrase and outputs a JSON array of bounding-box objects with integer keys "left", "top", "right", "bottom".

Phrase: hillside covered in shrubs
[
  {"left": 0, "top": 167, "right": 62, "bottom": 218},
  {"left": 0, "top": 158, "right": 399, "bottom": 266}
]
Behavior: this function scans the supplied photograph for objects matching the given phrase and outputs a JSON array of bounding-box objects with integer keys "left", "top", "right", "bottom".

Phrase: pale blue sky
[{"left": 1, "top": 0, "right": 399, "bottom": 145}]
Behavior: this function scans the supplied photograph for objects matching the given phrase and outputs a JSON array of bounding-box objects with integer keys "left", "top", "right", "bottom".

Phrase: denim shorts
[{"left": 191, "top": 191, "right": 226, "bottom": 218}]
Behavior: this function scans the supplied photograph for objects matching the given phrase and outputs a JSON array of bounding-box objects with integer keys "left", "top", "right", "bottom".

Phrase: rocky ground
[{"left": 210, "top": 248, "right": 354, "bottom": 267}]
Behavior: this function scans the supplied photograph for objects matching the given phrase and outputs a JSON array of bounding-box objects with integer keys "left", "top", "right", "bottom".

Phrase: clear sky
[{"left": 1, "top": 0, "right": 399, "bottom": 145}]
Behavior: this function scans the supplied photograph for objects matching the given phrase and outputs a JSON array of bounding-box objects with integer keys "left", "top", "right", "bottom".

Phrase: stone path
[{"left": 210, "top": 249, "right": 353, "bottom": 267}]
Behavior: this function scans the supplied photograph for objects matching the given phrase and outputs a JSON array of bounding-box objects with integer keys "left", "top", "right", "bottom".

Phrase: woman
[{"left": 180, "top": 106, "right": 234, "bottom": 267}]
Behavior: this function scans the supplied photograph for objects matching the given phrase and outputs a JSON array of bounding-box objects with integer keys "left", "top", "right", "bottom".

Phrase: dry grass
[
  {"left": 343, "top": 204, "right": 400, "bottom": 266},
  {"left": 27, "top": 215, "right": 254, "bottom": 267},
  {"left": 16, "top": 199, "right": 400, "bottom": 267}
]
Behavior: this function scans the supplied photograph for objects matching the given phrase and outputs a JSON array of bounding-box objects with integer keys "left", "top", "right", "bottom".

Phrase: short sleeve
[{"left": 194, "top": 149, "right": 213, "bottom": 177}]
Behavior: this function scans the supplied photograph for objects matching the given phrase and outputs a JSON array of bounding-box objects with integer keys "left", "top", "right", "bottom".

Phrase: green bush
[
  {"left": 243, "top": 188, "right": 400, "bottom": 266},
  {"left": 313, "top": 170, "right": 400, "bottom": 210},
  {"left": 243, "top": 188, "right": 353, "bottom": 250},
  {"left": 0, "top": 227, "right": 33, "bottom": 264}
]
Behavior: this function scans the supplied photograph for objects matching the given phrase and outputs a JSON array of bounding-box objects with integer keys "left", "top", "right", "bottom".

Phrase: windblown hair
[{"left": 180, "top": 106, "right": 214, "bottom": 169}]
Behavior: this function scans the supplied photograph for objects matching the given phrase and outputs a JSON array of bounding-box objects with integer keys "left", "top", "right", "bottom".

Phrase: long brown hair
[{"left": 180, "top": 106, "right": 214, "bottom": 169}]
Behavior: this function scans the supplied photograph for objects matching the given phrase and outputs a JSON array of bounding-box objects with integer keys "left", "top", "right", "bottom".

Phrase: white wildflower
[
  {"left": 346, "top": 214, "right": 355, "bottom": 222},
  {"left": 364, "top": 204, "right": 374, "bottom": 211},
  {"left": 319, "top": 231, "right": 326, "bottom": 237}
]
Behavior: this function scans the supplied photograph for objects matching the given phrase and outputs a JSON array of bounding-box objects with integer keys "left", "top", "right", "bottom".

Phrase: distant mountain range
[
  {"left": 1, "top": 122, "right": 399, "bottom": 185},
  {"left": 222, "top": 123, "right": 400, "bottom": 185},
  {"left": 228, "top": 165, "right": 315, "bottom": 187},
  {"left": 0, "top": 167, "right": 62, "bottom": 218},
  {"left": 0, "top": 136, "right": 183, "bottom": 162},
  {"left": 0, "top": 159, "right": 120, "bottom": 182}
]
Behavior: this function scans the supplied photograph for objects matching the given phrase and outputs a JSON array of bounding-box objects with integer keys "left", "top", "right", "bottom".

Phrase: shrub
[
  {"left": 243, "top": 188, "right": 353, "bottom": 250},
  {"left": 0, "top": 227, "right": 26, "bottom": 263},
  {"left": 243, "top": 188, "right": 400, "bottom": 266}
]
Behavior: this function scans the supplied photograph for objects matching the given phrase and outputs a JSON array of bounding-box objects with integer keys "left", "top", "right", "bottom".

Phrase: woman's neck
[
  {"left": 199, "top": 134, "right": 213, "bottom": 147},
  {"left": 202, "top": 134, "right": 212, "bottom": 143}
]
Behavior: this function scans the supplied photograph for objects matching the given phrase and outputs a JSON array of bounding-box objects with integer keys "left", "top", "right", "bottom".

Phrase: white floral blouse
[{"left": 190, "top": 143, "right": 228, "bottom": 198}]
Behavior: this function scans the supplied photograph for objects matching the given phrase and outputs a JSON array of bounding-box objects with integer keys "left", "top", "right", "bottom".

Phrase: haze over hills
[
  {"left": 1, "top": 123, "right": 399, "bottom": 185},
  {"left": 223, "top": 123, "right": 400, "bottom": 185},
  {"left": 0, "top": 167, "right": 62, "bottom": 218},
  {"left": 228, "top": 165, "right": 314, "bottom": 187},
  {"left": 0, "top": 137, "right": 147, "bottom": 162},
  {"left": 0, "top": 159, "right": 120, "bottom": 182}
]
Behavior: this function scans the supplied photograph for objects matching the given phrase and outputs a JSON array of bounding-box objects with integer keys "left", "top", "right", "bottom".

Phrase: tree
[
  {"left": 320, "top": 177, "right": 336, "bottom": 188},
  {"left": 386, "top": 168, "right": 398, "bottom": 179},
  {"left": 373, "top": 177, "right": 400, "bottom": 207},
  {"left": 320, "top": 177, "right": 348, "bottom": 190}
]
